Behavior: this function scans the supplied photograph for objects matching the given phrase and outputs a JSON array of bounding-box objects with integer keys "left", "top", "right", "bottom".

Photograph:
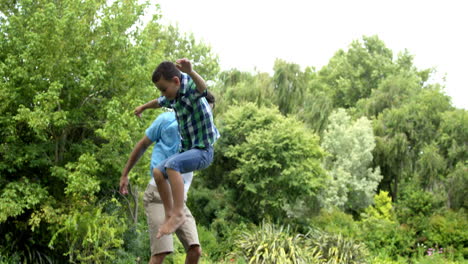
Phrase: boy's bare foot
[{"left": 156, "top": 214, "right": 186, "bottom": 239}]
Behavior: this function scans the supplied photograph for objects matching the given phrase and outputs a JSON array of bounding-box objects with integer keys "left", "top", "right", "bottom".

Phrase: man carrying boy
[{"left": 134, "top": 58, "right": 218, "bottom": 238}]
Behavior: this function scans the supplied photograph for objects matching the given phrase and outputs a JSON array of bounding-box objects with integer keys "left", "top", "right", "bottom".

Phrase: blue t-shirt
[
  {"left": 146, "top": 112, "right": 194, "bottom": 198},
  {"left": 145, "top": 112, "right": 180, "bottom": 176}
]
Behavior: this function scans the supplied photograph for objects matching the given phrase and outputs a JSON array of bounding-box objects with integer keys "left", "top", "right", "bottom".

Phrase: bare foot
[{"left": 156, "top": 214, "right": 186, "bottom": 239}]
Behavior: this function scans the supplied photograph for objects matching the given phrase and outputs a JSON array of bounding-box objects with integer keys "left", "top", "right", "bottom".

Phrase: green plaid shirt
[{"left": 157, "top": 73, "right": 218, "bottom": 151}]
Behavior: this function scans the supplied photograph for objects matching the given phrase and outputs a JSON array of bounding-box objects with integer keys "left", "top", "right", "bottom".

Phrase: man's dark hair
[
  {"left": 205, "top": 91, "right": 215, "bottom": 109},
  {"left": 152, "top": 61, "right": 181, "bottom": 83}
]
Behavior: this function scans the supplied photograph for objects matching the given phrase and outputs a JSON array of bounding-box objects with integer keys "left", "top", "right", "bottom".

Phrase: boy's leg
[
  {"left": 158, "top": 147, "right": 214, "bottom": 237},
  {"left": 153, "top": 168, "right": 173, "bottom": 222},
  {"left": 157, "top": 168, "right": 186, "bottom": 238}
]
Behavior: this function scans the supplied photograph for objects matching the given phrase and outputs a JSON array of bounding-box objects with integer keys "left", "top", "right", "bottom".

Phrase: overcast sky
[{"left": 150, "top": 0, "right": 467, "bottom": 109}]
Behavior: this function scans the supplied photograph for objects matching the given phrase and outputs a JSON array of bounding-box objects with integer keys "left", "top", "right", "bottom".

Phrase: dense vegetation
[{"left": 1, "top": 0, "right": 466, "bottom": 263}]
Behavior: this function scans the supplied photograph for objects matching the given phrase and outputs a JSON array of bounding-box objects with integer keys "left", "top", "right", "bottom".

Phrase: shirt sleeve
[
  {"left": 145, "top": 115, "right": 165, "bottom": 142},
  {"left": 187, "top": 78, "right": 207, "bottom": 101},
  {"left": 157, "top": 96, "right": 172, "bottom": 108}
]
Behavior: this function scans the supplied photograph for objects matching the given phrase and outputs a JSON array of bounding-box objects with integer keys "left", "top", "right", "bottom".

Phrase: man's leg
[
  {"left": 143, "top": 184, "right": 175, "bottom": 264},
  {"left": 149, "top": 253, "right": 169, "bottom": 264},
  {"left": 175, "top": 200, "right": 201, "bottom": 264},
  {"left": 185, "top": 245, "right": 202, "bottom": 264},
  {"left": 153, "top": 168, "right": 173, "bottom": 224},
  {"left": 157, "top": 168, "right": 186, "bottom": 238}
]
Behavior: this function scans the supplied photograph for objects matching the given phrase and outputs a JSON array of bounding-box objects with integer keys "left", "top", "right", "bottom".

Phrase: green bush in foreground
[{"left": 235, "top": 222, "right": 322, "bottom": 264}]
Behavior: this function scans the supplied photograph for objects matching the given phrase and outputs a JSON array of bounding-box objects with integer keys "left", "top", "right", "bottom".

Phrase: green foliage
[
  {"left": 446, "top": 162, "right": 468, "bottom": 210},
  {"left": 362, "top": 191, "right": 395, "bottom": 222},
  {"left": 310, "top": 209, "right": 359, "bottom": 238},
  {"left": 355, "top": 71, "right": 422, "bottom": 118},
  {"left": 424, "top": 210, "right": 468, "bottom": 259},
  {"left": 321, "top": 109, "right": 382, "bottom": 213},
  {"left": 0, "top": 178, "right": 48, "bottom": 223},
  {"left": 273, "top": 59, "right": 307, "bottom": 115},
  {"left": 396, "top": 184, "right": 444, "bottom": 226},
  {"left": 360, "top": 218, "right": 416, "bottom": 258},
  {"left": 235, "top": 222, "right": 322, "bottom": 264},
  {"left": 212, "top": 70, "right": 275, "bottom": 115},
  {"left": 372, "top": 87, "right": 453, "bottom": 201},
  {"left": 49, "top": 199, "right": 127, "bottom": 264},
  {"left": 309, "top": 229, "right": 369, "bottom": 264},
  {"left": 200, "top": 103, "right": 326, "bottom": 223},
  {"left": 317, "top": 35, "right": 395, "bottom": 108},
  {"left": 0, "top": 0, "right": 219, "bottom": 261}
]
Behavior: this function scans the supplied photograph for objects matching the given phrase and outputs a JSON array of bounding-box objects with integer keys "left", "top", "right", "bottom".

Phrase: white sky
[{"left": 150, "top": 0, "right": 467, "bottom": 109}]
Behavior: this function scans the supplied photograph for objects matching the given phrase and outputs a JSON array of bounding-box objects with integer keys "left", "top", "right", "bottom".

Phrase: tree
[
  {"left": 196, "top": 103, "right": 326, "bottom": 224},
  {"left": 317, "top": 35, "right": 395, "bottom": 108},
  {"left": 372, "top": 87, "right": 453, "bottom": 201},
  {"left": 273, "top": 59, "right": 307, "bottom": 115},
  {"left": 321, "top": 109, "right": 382, "bottom": 213}
]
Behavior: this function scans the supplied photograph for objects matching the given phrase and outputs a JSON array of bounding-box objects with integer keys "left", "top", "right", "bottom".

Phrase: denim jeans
[{"left": 155, "top": 146, "right": 214, "bottom": 179}]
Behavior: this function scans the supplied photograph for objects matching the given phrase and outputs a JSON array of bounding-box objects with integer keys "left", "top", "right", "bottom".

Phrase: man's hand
[
  {"left": 119, "top": 175, "right": 129, "bottom": 195},
  {"left": 175, "top": 58, "right": 193, "bottom": 74},
  {"left": 134, "top": 105, "right": 145, "bottom": 118}
]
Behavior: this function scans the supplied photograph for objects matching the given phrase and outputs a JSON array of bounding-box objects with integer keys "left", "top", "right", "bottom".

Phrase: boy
[{"left": 134, "top": 59, "right": 218, "bottom": 238}]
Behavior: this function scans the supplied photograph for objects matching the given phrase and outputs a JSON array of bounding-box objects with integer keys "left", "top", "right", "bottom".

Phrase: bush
[
  {"left": 424, "top": 210, "right": 468, "bottom": 260},
  {"left": 310, "top": 209, "right": 359, "bottom": 238},
  {"left": 396, "top": 185, "right": 444, "bottom": 227},
  {"left": 308, "top": 229, "right": 369, "bottom": 264},
  {"left": 235, "top": 222, "right": 322, "bottom": 264},
  {"left": 48, "top": 200, "right": 127, "bottom": 264},
  {"left": 359, "top": 218, "right": 415, "bottom": 258}
]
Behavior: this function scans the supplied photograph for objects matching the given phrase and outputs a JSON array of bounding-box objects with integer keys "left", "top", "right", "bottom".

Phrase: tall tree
[{"left": 321, "top": 109, "right": 382, "bottom": 213}]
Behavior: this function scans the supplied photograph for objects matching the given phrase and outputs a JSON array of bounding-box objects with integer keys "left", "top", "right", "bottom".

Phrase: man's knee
[
  {"left": 188, "top": 245, "right": 202, "bottom": 258},
  {"left": 150, "top": 252, "right": 169, "bottom": 264}
]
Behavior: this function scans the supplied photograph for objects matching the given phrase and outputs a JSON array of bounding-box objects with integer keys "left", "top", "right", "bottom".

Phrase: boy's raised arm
[
  {"left": 176, "top": 58, "right": 207, "bottom": 94},
  {"left": 134, "top": 99, "right": 161, "bottom": 117}
]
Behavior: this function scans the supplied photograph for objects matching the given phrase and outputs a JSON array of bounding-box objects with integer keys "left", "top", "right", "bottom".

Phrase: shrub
[
  {"left": 308, "top": 229, "right": 369, "bottom": 264},
  {"left": 424, "top": 210, "right": 468, "bottom": 260},
  {"left": 310, "top": 209, "right": 359, "bottom": 238},
  {"left": 359, "top": 218, "right": 415, "bottom": 258},
  {"left": 235, "top": 222, "right": 322, "bottom": 264},
  {"left": 48, "top": 200, "right": 126, "bottom": 264}
]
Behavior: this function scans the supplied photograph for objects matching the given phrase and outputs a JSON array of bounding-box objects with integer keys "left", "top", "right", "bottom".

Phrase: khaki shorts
[{"left": 143, "top": 184, "right": 200, "bottom": 255}]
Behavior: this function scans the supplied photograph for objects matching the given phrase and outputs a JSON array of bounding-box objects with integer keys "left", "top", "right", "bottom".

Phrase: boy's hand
[
  {"left": 134, "top": 105, "right": 145, "bottom": 118},
  {"left": 175, "top": 58, "right": 192, "bottom": 74},
  {"left": 119, "top": 175, "right": 129, "bottom": 195}
]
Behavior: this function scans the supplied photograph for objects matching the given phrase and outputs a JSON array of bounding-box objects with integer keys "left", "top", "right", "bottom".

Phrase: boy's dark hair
[
  {"left": 152, "top": 61, "right": 181, "bottom": 83},
  {"left": 205, "top": 91, "right": 215, "bottom": 109}
]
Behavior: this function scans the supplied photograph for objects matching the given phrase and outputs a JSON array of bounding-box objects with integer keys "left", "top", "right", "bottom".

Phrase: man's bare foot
[{"left": 156, "top": 214, "right": 186, "bottom": 239}]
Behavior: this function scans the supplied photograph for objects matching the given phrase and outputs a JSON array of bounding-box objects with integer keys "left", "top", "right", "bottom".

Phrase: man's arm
[
  {"left": 134, "top": 99, "right": 161, "bottom": 117},
  {"left": 119, "top": 136, "right": 153, "bottom": 195},
  {"left": 176, "top": 58, "right": 207, "bottom": 94}
]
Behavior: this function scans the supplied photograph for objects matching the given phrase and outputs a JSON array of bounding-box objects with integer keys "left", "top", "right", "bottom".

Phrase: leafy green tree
[
  {"left": 317, "top": 35, "right": 395, "bottom": 108},
  {"left": 211, "top": 70, "right": 275, "bottom": 115},
  {"left": 373, "top": 87, "right": 453, "bottom": 201},
  {"left": 273, "top": 59, "right": 307, "bottom": 115},
  {"left": 321, "top": 109, "right": 382, "bottom": 213},
  {"left": 355, "top": 72, "right": 423, "bottom": 118},
  {"left": 197, "top": 103, "right": 326, "bottom": 224}
]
